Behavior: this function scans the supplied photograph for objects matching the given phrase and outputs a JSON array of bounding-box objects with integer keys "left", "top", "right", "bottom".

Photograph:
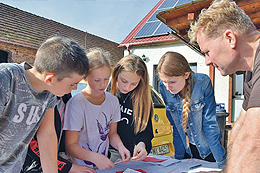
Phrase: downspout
[{"left": 126, "top": 44, "right": 130, "bottom": 55}]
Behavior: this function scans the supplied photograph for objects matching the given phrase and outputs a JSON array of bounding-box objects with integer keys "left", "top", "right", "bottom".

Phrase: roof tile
[
  {"left": 0, "top": 3, "right": 123, "bottom": 65},
  {"left": 119, "top": 0, "right": 176, "bottom": 47}
]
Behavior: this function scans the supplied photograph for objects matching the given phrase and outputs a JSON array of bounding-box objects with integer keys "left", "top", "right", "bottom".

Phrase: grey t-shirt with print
[{"left": 0, "top": 62, "right": 58, "bottom": 172}]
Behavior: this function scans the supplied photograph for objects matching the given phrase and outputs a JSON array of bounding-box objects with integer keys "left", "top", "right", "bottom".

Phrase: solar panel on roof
[
  {"left": 154, "top": 23, "right": 172, "bottom": 35},
  {"left": 134, "top": 0, "right": 193, "bottom": 39},
  {"left": 175, "top": 0, "right": 193, "bottom": 7},
  {"left": 134, "top": 21, "right": 161, "bottom": 38},
  {"left": 147, "top": 9, "right": 167, "bottom": 22},
  {"left": 158, "top": 0, "right": 177, "bottom": 9}
]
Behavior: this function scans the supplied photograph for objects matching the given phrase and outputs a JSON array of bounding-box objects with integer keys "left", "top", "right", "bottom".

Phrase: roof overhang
[{"left": 156, "top": 0, "right": 260, "bottom": 56}]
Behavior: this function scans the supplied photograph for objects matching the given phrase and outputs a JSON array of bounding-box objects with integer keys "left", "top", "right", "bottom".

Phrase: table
[{"left": 96, "top": 154, "right": 221, "bottom": 173}]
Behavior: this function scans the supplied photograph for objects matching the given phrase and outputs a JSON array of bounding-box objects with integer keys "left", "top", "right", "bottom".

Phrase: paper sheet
[{"left": 96, "top": 154, "right": 221, "bottom": 173}]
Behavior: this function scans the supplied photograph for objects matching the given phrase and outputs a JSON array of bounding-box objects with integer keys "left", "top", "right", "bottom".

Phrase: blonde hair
[
  {"left": 110, "top": 54, "right": 153, "bottom": 134},
  {"left": 157, "top": 52, "right": 192, "bottom": 132},
  {"left": 188, "top": 0, "right": 256, "bottom": 43},
  {"left": 86, "top": 48, "right": 111, "bottom": 72}
]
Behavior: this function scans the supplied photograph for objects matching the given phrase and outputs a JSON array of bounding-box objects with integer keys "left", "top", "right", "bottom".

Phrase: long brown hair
[
  {"left": 110, "top": 54, "right": 153, "bottom": 134},
  {"left": 157, "top": 52, "right": 192, "bottom": 132}
]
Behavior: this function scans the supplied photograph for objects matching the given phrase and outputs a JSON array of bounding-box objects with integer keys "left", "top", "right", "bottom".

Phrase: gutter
[
  {"left": 119, "top": 33, "right": 204, "bottom": 57},
  {"left": 169, "top": 31, "right": 205, "bottom": 57},
  {"left": 118, "top": 38, "right": 176, "bottom": 54}
]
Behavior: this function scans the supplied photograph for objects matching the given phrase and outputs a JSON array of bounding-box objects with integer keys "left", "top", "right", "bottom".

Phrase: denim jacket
[{"left": 159, "top": 73, "right": 226, "bottom": 168}]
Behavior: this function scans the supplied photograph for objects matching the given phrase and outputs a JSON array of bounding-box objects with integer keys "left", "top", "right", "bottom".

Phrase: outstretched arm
[
  {"left": 133, "top": 109, "right": 154, "bottom": 161},
  {"left": 65, "top": 130, "right": 114, "bottom": 170},
  {"left": 227, "top": 108, "right": 246, "bottom": 146},
  {"left": 69, "top": 164, "right": 96, "bottom": 173},
  {"left": 57, "top": 153, "right": 96, "bottom": 173},
  {"left": 109, "top": 122, "right": 131, "bottom": 163},
  {"left": 37, "top": 108, "right": 58, "bottom": 173},
  {"left": 224, "top": 107, "right": 260, "bottom": 172}
]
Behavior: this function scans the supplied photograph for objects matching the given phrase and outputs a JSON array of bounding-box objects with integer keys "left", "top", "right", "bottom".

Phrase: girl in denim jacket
[{"left": 157, "top": 52, "right": 226, "bottom": 168}]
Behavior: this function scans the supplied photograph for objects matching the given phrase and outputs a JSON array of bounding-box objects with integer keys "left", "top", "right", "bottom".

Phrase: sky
[{"left": 1, "top": 0, "right": 160, "bottom": 44}]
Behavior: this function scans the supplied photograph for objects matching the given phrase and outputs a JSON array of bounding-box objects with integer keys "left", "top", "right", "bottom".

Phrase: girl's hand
[
  {"left": 118, "top": 146, "right": 131, "bottom": 163},
  {"left": 69, "top": 164, "right": 96, "bottom": 173},
  {"left": 93, "top": 153, "right": 115, "bottom": 170},
  {"left": 132, "top": 142, "right": 148, "bottom": 161}
]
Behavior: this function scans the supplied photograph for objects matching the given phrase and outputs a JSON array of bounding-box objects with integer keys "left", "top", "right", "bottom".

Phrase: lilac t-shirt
[{"left": 63, "top": 91, "right": 121, "bottom": 167}]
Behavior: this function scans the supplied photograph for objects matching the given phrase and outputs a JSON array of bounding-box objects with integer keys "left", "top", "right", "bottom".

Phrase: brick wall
[
  {"left": 0, "top": 3, "right": 123, "bottom": 66},
  {"left": 0, "top": 42, "right": 37, "bottom": 64}
]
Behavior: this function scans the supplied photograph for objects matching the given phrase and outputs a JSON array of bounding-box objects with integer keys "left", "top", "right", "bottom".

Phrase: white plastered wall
[{"left": 123, "top": 42, "right": 229, "bottom": 110}]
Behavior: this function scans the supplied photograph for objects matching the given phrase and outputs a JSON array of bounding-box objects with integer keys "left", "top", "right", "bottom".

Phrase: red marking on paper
[
  {"left": 116, "top": 169, "right": 146, "bottom": 173},
  {"left": 142, "top": 156, "right": 167, "bottom": 162}
]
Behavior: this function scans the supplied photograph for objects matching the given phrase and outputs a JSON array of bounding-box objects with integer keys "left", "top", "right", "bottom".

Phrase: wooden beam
[
  {"left": 166, "top": 15, "right": 191, "bottom": 31},
  {"left": 187, "top": 13, "right": 195, "bottom": 21},
  {"left": 237, "top": 0, "right": 260, "bottom": 14},
  {"left": 209, "top": 65, "right": 215, "bottom": 88},
  {"left": 248, "top": 11, "right": 260, "bottom": 26},
  {"left": 161, "top": 0, "right": 260, "bottom": 32},
  {"left": 159, "top": 0, "right": 212, "bottom": 21}
]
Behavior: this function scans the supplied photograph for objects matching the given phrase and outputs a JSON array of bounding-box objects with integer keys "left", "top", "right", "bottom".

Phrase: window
[
  {"left": 233, "top": 71, "right": 244, "bottom": 98},
  {"left": 153, "top": 65, "right": 159, "bottom": 91},
  {"left": 189, "top": 63, "right": 197, "bottom": 73},
  {"left": 0, "top": 50, "right": 8, "bottom": 63}
]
